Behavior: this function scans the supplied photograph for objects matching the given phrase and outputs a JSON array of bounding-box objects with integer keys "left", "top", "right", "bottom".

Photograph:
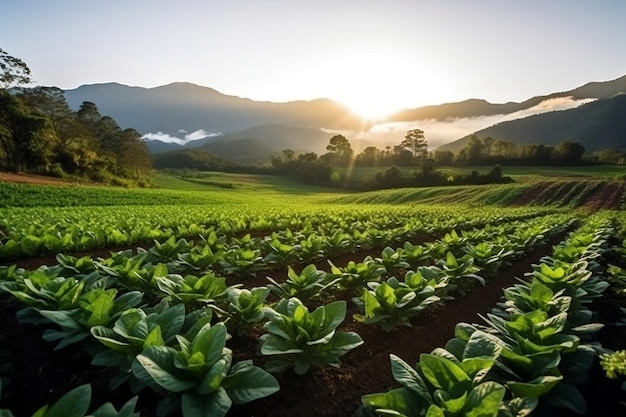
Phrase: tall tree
[
  {"left": 0, "top": 48, "right": 33, "bottom": 89},
  {"left": 400, "top": 129, "right": 428, "bottom": 170},
  {"left": 325, "top": 134, "right": 353, "bottom": 166}
]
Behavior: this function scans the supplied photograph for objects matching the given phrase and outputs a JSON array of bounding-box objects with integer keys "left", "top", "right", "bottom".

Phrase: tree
[
  {"left": 325, "top": 134, "right": 353, "bottom": 166},
  {"left": 433, "top": 150, "right": 454, "bottom": 165},
  {"left": 355, "top": 146, "right": 379, "bottom": 167},
  {"left": 0, "top": 91, "right": 57, "bottom": 171},
  {"left": 556, "top": 141, "right": 585, "bottom": 165},
  {"left": 400, "top": 129, "right": 428, "bottom": 159},
  {"left": 400, "top": 129, "right": 428, "bottom": 171},
  {"left": 0, "top": 48, "right": 33, "bottom": 89}
]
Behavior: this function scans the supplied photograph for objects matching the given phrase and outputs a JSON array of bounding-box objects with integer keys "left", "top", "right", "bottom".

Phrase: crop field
[{"left": 1, "top": 173, "right": 626, "bottom": 417}]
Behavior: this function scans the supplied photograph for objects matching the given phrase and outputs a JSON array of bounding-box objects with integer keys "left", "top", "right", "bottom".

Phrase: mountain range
[{"left": 63, "top": 74, "right": 626, "bottom": 162}]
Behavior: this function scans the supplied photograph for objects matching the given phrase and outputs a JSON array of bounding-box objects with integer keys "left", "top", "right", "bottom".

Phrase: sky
[{"left": 2, "top": 0, "right": 626, "bottom": 119}]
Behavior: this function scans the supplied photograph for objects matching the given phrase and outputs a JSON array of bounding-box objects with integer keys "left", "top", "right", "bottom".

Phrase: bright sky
[{"left": 2, "top": 0, "right": 626, "bottom": 118}]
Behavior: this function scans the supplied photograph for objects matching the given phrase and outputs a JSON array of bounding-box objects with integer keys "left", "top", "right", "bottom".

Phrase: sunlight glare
[{"left": 326, "top": 47, "right": 443, "bottom": 120}]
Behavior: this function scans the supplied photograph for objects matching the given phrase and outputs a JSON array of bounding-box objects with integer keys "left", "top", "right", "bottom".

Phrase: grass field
[{"left": 335, "top": 164, "right": 626, "bottom": 184}]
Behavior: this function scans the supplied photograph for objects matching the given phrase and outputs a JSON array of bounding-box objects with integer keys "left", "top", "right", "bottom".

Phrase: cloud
[
  {"left": 350, "top": 96, "right": 595, "bottom": 149},
  {"left": 142, "top": 129, "right": 221, "bottom": 145}
]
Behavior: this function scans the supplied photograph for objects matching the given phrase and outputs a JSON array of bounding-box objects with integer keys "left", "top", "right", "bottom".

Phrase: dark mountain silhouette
[
  {"left": 145, "top": 124, "right": 332, "bottom": 163},
  {"left": 391, "top": 74, "right": 626, "bottom": 122},
  {"left": 65, "top": 82, "right": 366, "bottom": 136},
  {"left": 437, "top": 94, "right": 626, "bottom": 153}
]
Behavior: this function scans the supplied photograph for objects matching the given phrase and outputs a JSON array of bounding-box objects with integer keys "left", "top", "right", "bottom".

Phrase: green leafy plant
[
  {"left": 131, "top": 321, "right": 279, "bottom": 417},
  {"left": 327, "top": 259, "right": 386, "bottom": 290},
  {"left": 260, "top": 298, "right": 363, "bottom": 374},
  {"left": 219, "top": 247, "right": 265, "bottom": 277},
  {"left": 266, "top": 264, "right": 339, "bottom": 301},
  {"left": 220, "top": 286, "right": 271, "bottom": 336},
  {"left": 352, "top": 271, "right": 443, "bottom": 332},
  {"left": 0, "top": 383, "right": 139, "bottom": 417},
  {"left": 361, "top": 350, "right": 509, "bottom": 417},
  {"left": 90, "top": 302, "right": 196, "bottom": 389},
  {"left": 39, "top": 288, "right": 144, "bottom": 350},
  {"left": 437, "top": 252, "right": 484, "bottom": 295},
  {"left": 155, "top": 272, "right": 231, "bottom": 307}
]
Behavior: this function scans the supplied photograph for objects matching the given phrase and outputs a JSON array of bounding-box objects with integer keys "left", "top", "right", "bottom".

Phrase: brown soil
[
  {"left": 0, "top": 171, "right": 88, "bottom": 187},
  {"left": 583, "top": 181, "right": 625, "bottom": 212}
]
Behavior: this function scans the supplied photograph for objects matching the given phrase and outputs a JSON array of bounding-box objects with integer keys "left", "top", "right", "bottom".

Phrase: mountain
[
  {"left": 146, "top": 124, "right": 332, "bottom": 163},
  {"left": 65, "top": 82, "right": 366, "bottom": 136},
  {"left": 437, "top": 94, "right": 626, "bottom": 153},
  {"left": 65, "top": 74, "right": 626, "bottom": 159},
  {"left": 391, "top": 74, "right": 626, "bottom": 122}
]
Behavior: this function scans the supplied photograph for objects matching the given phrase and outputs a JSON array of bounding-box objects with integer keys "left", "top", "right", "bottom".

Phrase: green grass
[
  {"left": 0, "top": 172, "right": 348, "bottom": 208},
  {"left": 335, "top": 165, "right": 626, "bottom": 184}
]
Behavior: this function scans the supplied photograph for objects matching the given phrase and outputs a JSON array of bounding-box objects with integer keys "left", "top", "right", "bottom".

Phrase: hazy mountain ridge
[
  {"left": 438, "top": 94, "right": 626, "bottom": 153},
  {"left": 63, "top": 74, "right": 626, "bottom": 161}
]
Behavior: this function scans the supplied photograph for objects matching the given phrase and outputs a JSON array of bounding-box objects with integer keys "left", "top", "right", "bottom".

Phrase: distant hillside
[
  {"left": 391, "top": 74, "right": 626, "bottom": 122},
  {"left": 65, "top": 82, "right": 365, "bottom": 136},
  {"left": 147, "top": 124, "right": 332, "bottom": 163},
  {"left": 64, "top": 74, "right": 626, "bottom": 158},
  {"left": 438, "top": 94, "right": 626, "bottom": 153}
]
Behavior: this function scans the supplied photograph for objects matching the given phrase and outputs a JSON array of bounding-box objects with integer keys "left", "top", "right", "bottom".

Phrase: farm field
[{"left": 1, "top": 171, "right": 626, "bottom": 417}]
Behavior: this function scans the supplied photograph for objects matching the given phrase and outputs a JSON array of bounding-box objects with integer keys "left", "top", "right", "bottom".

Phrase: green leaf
[
  {"left": 362, "top": 387, "right": 427, "bottom": 417},
  {"left": 223, "top": 360, "right": 280, "bottom": 404},
  {"left": 191, "top": 323, "right": 227, "bottom": 367},
  {"left": 389, "top": 354, "right": 431, "bottom": 402},
  {"left": 181, "top": 389, "right": 232, "bottom": 417},
  {"left": 144, "top": 326, "right": 165, "bottom": 349},
  {"left": 507, "top": 375, "right": 561, "bottom": 397},
  {"left": 419, "top": 354, "right": 470, "bottom": 392},
  {"left": 463, "top": 330, "right": 502, "bottom": 360},
  {"left": 90, "top": 396, "right": 139, "bottom": 417},
  {"left": 195, "top": 358, "right": 229, "bottom": 395},
  {"left": 425, "top": 404, "right": 445, "bottom": 417},
  {"left": 44, "top": 384, "right": 91, "bottom": 417},
  {"left": 82, "top": 292, "right": 114, "bottom": 327},
  {"left": 465, "top": 381, "right": 505, "bottom": 417},
  {"left": 133, "top": 346, "right": 196, "bottom": 392}
]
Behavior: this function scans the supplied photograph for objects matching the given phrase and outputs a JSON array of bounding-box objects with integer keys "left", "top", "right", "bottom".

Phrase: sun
[
  {"left": 341, "top": 95, "right": 402, "bottom": 120},
  {"left": 324, "top": 48, "right": 438, "bottom": 120}
]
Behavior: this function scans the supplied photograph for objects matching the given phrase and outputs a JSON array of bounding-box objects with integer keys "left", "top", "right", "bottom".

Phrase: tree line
[{"left": 0, "top": 48, "right": 151, "bottom": 185}]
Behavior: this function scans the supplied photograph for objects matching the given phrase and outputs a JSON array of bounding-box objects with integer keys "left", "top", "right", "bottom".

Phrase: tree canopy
[{"left": 0, "top": 49, "right": 151, "bottom": 184}]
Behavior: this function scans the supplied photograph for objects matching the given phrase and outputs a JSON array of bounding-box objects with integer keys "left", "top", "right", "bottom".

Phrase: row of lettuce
[
  {"left": 0, "top": 203, "right": 551, "bottom": 261},
  {"left": 0, "top": 211, "right": 611, "bottom": 416},
  {"left": 358, "top": 212, "right": 626, "bottom": 417},
  {"left": 0, "top": 210, "right": 579, "bottom": 417}
]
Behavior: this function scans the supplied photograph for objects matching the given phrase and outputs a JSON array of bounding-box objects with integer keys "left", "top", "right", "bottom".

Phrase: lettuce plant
[
  {"left": 361, "top": 350, "right": 509, "bottom": 417},
  {"left": 327, "top": 259, "right": 386, "bottom": 290},
  {"left": 38, "top": 288, "right": 143, "bottom": 350},
  {"left": 155, "top": 272, "right": 231, "bottom": 307},
  {"left": 0, "top": 383, "right": 139, "bottom": 417},
  {"left": 375, "top": 247, "right": 411, "bottom": 276},
  {"left": 131, "top": 322, "right": 279, "bottom": 417},
  {"left": 90, "top": 302, "right": 197, "bottom": 389},
  {"left": 260, "top": 298, "right": 363, "bottom": 374},
  {"left": 266, "top": 264, "right": 339, "bottom": 301},
  {"left": 352, "top": 273, "right": 442, "bottom": 332},
  {"left": 220, "top": 286, "right": 270, "bottom": 336}
]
